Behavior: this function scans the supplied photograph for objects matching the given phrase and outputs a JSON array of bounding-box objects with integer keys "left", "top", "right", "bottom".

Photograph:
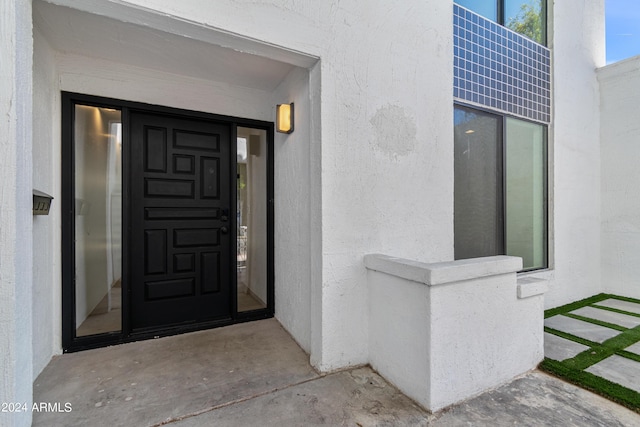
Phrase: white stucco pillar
[
  {"left": 544, "top": 0, "right": 605, "bottom": 308},
  {"left": 0, "top": 0, "right": 34, "bottom": 426}
]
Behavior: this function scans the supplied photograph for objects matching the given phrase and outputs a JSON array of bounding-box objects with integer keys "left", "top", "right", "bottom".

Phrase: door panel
[{"left": 130, "top": 112, "right": 232, "bottom": 330}]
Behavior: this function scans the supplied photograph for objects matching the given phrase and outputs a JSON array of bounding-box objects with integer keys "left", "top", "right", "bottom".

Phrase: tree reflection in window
[
  {"left": 505, "top": 0, "right": 546, "bottom": 45},
  {"left": 455, "top": 1, "right": 547, "bottom": 46}
]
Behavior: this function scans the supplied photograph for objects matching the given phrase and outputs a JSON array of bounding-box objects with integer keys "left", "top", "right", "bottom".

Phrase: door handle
[{"left": 220, "top": 226, "right": 229, "bottom": 234}]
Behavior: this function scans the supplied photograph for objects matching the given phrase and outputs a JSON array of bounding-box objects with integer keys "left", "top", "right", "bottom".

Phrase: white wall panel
[{"left": 599, "top": 56, "right": 640, "bottom": 299}]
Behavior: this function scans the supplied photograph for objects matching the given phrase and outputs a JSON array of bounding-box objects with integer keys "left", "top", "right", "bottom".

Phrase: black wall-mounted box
[{"left": 33, "top": 190, "right": 53, "bottom": 215}]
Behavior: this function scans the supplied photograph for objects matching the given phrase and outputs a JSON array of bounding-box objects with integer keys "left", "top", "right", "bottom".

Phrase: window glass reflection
[
  {"left": 455, "top": 0, "right": 498, "bottom": 22},
  {"left": 454, "top": 106, "right": 503, "bottom": 260},
  {"left": 455, "top": 0, "right": 546, "bottom": 45},
  {"left": 505, "top": 0, "right": 545, "bottom": 45},
  {"left": 505, "top": 117, "right": 547, "bottom": 270}
]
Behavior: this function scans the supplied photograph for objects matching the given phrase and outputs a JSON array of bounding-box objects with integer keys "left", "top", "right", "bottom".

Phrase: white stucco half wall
[{"left": 365, "top": 254, "right": 546, "bottom": 412}]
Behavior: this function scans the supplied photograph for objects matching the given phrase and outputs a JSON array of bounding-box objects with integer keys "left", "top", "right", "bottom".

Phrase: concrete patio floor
[{"left": 33, "top": 319, "right": 640, "bottom": 426}]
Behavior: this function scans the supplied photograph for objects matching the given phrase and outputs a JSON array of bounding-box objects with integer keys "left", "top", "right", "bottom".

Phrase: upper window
[{"left": 455, "top": 0, "right": 547, "bottom": 45}]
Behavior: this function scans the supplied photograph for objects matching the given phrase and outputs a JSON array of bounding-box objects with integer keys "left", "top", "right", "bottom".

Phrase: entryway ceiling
[{"left": 33, "top": 0, "right": 296, "bottom": 91}]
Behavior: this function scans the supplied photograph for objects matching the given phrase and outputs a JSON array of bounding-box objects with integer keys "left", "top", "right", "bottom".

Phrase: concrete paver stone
[
  {"left": 595, "top": 299, "right": 640, "bottom": 316},
  {"left": 624, "top": 342, "right": 640, "bottom": 356},
  {"left": 545, "top": 315, "right": 620, "bottom": 343},
  {"left": 544, "top": 332, "right": 590, "bottom": 361},
  {"left": 570, "top": 306, "right": 640, "bottom": 329},
  {"left": 586, "top": 355, "right": 640, "bottom": 394}
]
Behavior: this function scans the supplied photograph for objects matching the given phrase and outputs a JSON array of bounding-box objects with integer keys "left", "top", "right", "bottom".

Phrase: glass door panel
[
  {"left": 74, "top": 105, "right": 123, "bottom": 336},
  {"left": 236, "top": 128, "right": 268, "bottom": 312}
]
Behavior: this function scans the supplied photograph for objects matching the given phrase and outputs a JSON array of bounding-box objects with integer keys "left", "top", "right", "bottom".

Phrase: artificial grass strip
[
  {"left": 561, "top": 346, "right": 616, "bottom": 371},
  {"left": 540, "top": 358, "right": 640, "bottom": 413},
  {"left": 544, "top": 293, "right": 612, "bottom": 318},
  {"left": 602, "top": 325, "right": 640, "bottom": 351}
]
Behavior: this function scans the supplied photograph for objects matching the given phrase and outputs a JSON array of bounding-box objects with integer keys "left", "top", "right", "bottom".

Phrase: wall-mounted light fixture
[{"left": 276, "top": 102, "right": 294, "bottom": 134}]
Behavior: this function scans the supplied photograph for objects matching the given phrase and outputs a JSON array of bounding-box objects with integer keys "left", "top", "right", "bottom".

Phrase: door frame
[{"left": 61, "top": 92, "right": 275, "bottom": 352}]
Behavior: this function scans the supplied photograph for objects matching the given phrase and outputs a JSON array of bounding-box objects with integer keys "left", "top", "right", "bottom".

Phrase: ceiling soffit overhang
[{"left": 34, "top": 0, "right": 319, "bottom": 92}]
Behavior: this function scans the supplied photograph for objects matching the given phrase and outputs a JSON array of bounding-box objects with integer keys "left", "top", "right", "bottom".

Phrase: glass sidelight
[
  {"left": 236, "top": 128, "right": 268, "bottom": 312},
  {"left": 73, "top": 105, "right": 123, "bottom": 336}
]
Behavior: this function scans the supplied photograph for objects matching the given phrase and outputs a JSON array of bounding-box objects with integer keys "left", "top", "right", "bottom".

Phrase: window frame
[{"left": 454, "top": 101, "right": 549, "bottom": 272}]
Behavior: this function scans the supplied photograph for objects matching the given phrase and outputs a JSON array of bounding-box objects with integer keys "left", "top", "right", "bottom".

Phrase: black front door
[
  {"left": 129, "top": 111, "right": 232, "bottom": 331},
  {"left": 62, "top": 92, "right": 274, "bottom": 352}
]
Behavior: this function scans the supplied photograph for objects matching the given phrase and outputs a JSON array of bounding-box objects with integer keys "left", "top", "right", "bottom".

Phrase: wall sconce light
[{"left": 276, "top": 102, "right": 294, "bottom": 134}]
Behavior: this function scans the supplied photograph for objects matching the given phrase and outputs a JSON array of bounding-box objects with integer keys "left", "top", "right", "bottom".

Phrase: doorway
[{"left": 62, "top": 93, "right": 274, "bottom": 351}]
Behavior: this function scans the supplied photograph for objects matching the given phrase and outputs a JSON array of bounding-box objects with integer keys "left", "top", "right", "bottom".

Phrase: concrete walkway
[{"left": 33, "top": 319, "right": 640, "bottom": 426}]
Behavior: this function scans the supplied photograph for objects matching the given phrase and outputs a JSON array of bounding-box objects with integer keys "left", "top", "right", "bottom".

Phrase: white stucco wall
[
  {"left": 136, "top": 0, "right": 451, "bottom": 372},
  {"left": 0, "top": 1, "right": 34, "bottom": 426},
  {"left": 32, "top": 27, "right": 61, "bottom": 380},
  {"left": 315, "top": 1, "right": 453, "bottom": 370},
  {"left": 40, "top": 0, "right": 454, "bottom": 371},
  {"left": 529, "top": 0, "right": 606, "bottom": 309},
  {"left": 599, "top": 56, "right": 640, "bottom": 299},
  {"left": 272, "top": 66, "right": 314, "bottom": 353}
]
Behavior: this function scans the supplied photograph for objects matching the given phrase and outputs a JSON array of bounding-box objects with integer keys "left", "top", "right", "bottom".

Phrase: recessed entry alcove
[{"left": 32, "top": 0, "right": 319, "bottom": 351}]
